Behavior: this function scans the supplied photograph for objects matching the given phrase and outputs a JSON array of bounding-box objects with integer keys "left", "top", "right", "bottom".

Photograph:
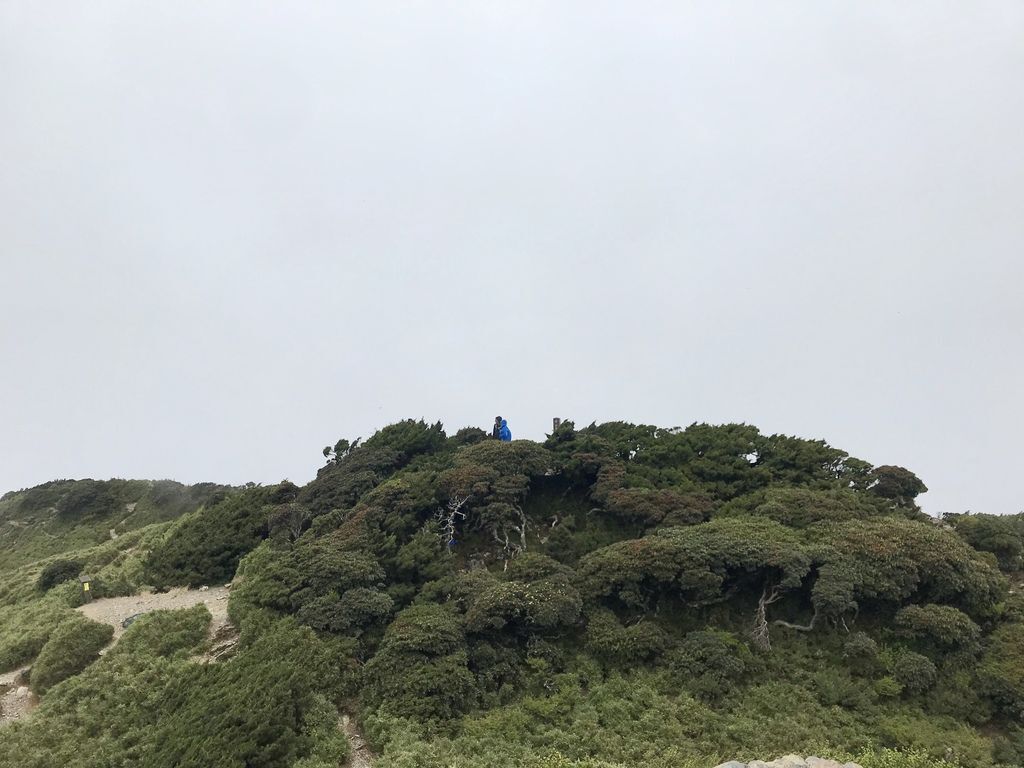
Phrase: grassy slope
[
  {"left": 0, "top": 478, "right": 229, "bottom": 671},
  {"left": 0, "top": 479, "right": 227, "bottom": 572}
]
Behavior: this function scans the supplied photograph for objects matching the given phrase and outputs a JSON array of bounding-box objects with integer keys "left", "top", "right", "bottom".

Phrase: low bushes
[{"left": 31, "top": 613, "right": 113, "bottom": 693}]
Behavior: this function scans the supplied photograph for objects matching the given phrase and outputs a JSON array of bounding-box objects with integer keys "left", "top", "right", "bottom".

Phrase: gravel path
[
  {"left": 2, "top": 587, "right": 234, "bottom": 729},
  {"left": 341, "top": 714, "right": 375, "bottom": 767},
  {"left": 0, "top": 667, "right": 36, "bottom": 727},
  {"left": 77, "top": 586, "right": 231, "bottom": 639}
]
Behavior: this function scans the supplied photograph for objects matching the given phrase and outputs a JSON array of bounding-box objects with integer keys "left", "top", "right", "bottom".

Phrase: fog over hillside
[{"left": 1, "top": 2, "right": 1022, "bottom": 516}]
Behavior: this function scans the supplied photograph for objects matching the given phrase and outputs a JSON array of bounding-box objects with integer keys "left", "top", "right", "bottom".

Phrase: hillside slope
[
  {"left": 2, "top": 420, "right": 1023, "bottom": 768},
  {"left": 0, "top": 478, "right": 231, "bottom": 572}
]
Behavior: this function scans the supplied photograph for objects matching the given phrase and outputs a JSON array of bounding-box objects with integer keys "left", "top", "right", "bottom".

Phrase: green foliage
[
  {"left": 365, "top": 603, "right": 478, "bottom": 720},
  {"left": 604, "top": 487, "right": 711, "bottom": 526},
  {"left": 584, "top": 608, "right": 669, "bottom": 665},
  {"left": 363, "top": 419, "right": 447, "bottom": 464},
  {"left": 36, "top": 558, "right": 83, "bottom": 591},
  {"left": 855, "top": 747, "right": 966, "bottom": 768},
  {"left": 719, "top": 486, "right": 882, "bottom": 527},
  {"left": 894, "top": 604, "right": 981, "bottom": 650},
  {"left": 449, "top": 426, "right": 488, "bottom": 447},
  {"left": 810, "top": 518, "right": 1005, "bottom": 621},
  {"left": 292, "top": 695, "right": 350, "bottom": 767},
  {"left": 54, "top": 480, "right": 120, "bottom": 521},
  {"left": 230, "top": 539, "right": 392, "bottom": 637},
  {"left": 145, "top": 486, "right": 277, "bottom": 588},
  {"left": 146, "top": 620, "right": 334, "bottom": 767},
  {"left": 874, "top": 676, "right": 903, "bottom": 698},
  {"left": 843, "top": 632, "right": 880, "bottom": 674},
  {"left": 669, "top": 629, "right": 752, "bottom": 699},
  {"left": 4, "top": 419, "right": 1024, "bottom": 767},
  {"left": 0, "top": 478, "right": 225, "bottom": 572},
  {"left": 31, "top": 613, "right": 114, "bottom": 693},
  {"left": 463, "top": 558, "right": 581, "bottom": 636},
  {"left": 577, "top": 517, "right": 811, "bottom": 608},
  {"left": 977, "top": 622, "right": 1024, "bottom": 718},
  {"left": 112, "top": 605, "right": 211, "bottom": 659},
  {"left": 890, "top": 651, "right": 938, "bottom": 695},
  {"left": 946, "top": 513, "right": 1024, "bottom": 572},
  {"left": 0, "top": 592, "right": 74, "bottom": 672},
  {"left": 868, "top": 466, "right": 928, "bottom": 506}
]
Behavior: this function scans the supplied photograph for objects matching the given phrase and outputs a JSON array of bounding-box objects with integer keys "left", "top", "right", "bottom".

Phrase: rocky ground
[
  {"left": 0, "top": 667, "right": 36, "bottom": 727},
  {"left": 341, "top": 713, "right": 375, "bottom": 767},
  {"left": 77, "top": 585, "right": 232, "bottom": 639},
  {"left": 716, "top": 757, "right": 862, "bottom": 768}
]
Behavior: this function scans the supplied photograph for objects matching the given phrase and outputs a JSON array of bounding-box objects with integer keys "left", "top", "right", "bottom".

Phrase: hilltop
[{"left": 1, "top": 419, "right": 1023, "bottom": 768}]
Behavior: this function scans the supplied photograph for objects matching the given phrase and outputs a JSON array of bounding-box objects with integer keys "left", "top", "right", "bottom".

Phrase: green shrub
[
  {"left": 669, "top": 629, "right": 751, "bottom": 700},
  {"left": 147, "top": 620, "right": 337, "bottom": 768},
  {"left": 874, "top": 676, "right": 904, "bottom": 698},
  {"left": 0, "top": 591, "right": 73, "bottom": 671},
  {"left": 843, "top": 631, "right": 880, "bottom": 674},
  {"left": 229, "top": 539, "right": 392, "bottom": 637},
  {"left": 112, "top": 605, "right": 211, "bottom": 659},
  {"left": 36, "top": 559, "right": 84, "bottom": 592},
  {"left": 290, "top": 694, "right": 350, "bottom": 768},
  {"left": 854, "top": 746, "right": 962, "bottom": 768},
  {"left": 54, "top": 480, "right": 120, "bottom": 521},
  {"left": 363, "top": 420, "right": 447, "bottom": 465},
  {"left": 585, "top": 608, "right": 668, "bottom": 665},
  {"left": 295, "top": 588, "right": 395, "bottom": 635},
  {"left": 977, "top": 622, "right": 1024, "bottom": 717},
  {"left": 895, "top": 604, "right": 981, "bottom": 649},
  {"left": 31, "top": 613, "right": 114, "bottom": 692},
  {"left": 365, "top": 604, "right": 478, "bottom": 720},
  {"left": 812, "top": 667, "right": 876, "bottom": 710},
  {"left": 891, "top": 651, "right": 938, "bottom": 695},
  {"left": 145, "top": 487, "right": 276, "bottom": 588},
  {"left": 464, "top": 576, "right": 581, "bottom": 636},
  {"left": 946, "top": 513, "right": 1024, "bottom": 572},
  {"left": 603, "top": 487, "right": 709, "bottom": 526}
]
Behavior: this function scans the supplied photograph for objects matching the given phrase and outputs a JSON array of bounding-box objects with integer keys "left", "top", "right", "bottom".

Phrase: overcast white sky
[{"left": 2, "top": 2, "right": 1022, "bottom": 515}]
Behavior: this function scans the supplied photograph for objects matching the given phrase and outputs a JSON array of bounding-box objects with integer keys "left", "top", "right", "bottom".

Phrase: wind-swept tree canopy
[{"left": 5, "top": 418, "right": 1022, "bottom": 768}]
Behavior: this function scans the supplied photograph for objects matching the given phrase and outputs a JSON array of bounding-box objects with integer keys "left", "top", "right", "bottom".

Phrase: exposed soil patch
[
  {"left": 2, "top": 587, "right": 236, "bottom": 729},
  {"left": 77, "top": 586, "right": 231, "bottom": 640},
  {"left": 0, "top": 667, "right": 36, "bottom": 727},
  {"left": 341, "top": 713, "right": 375, "bottom": 767}
]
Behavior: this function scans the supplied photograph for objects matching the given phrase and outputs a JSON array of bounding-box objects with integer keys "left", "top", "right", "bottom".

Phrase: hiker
[
  {"left": 492, "top": 416, "right": 503, "bottom": 439},
  {"left": 498, "top": 418, "right": 512, "bottom": 442}
]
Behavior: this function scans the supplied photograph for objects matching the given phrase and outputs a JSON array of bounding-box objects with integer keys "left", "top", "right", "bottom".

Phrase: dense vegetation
[
  {"left": 2, "top": 420, "right": 1023, "bottom": 768},
  {"left": 0, "top": 478, "right": 231, "bottom": 571}
]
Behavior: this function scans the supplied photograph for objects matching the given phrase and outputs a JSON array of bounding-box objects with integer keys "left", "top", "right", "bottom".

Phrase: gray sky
[{"left": 2, "top": 2, "right": 1022, "bottom": 515}]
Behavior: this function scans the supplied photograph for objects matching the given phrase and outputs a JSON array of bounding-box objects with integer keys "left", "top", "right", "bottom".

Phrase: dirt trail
[
  {"left": 1, "top": 586, "right": 237, "bottom": 730},
  {"left": 77, "top": 586, "right": 232, "bottom": 639},
  {"left": 0, "top": 667, "right": 37, "bottom": 726},
  {"left": 341, "top": 714, "right": 375, "bottom": 767}
]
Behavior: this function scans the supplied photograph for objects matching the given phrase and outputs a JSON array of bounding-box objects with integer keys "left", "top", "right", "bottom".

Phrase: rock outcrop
[{"left": 715, "top": 756, "right": 862, "bottom": 768}]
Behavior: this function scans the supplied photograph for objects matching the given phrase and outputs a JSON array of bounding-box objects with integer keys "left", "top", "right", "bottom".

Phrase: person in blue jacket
[{"left": 498, "top": 419, "right": 512, "bottom": 442}]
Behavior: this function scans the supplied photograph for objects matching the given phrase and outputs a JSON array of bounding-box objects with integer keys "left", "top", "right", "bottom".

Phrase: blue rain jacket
[{"left": 499, "top": 419, "right": 512, "bottom": 442}]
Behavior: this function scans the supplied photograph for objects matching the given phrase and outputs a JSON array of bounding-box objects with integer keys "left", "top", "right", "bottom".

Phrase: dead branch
[
  {"left": 436, "top": 495, "right": 469, "bottom": 550},
  {"left": 751, "top": 582, "right": 785, "bottom": 651},
  {"left": 773, "top": 607, "right": 820, "bottom": 633}
]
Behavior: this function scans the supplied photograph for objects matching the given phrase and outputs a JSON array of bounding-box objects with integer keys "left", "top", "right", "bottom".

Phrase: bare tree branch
[{"left": 436, "top": 495, "right": 469, "bottom": 550}]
